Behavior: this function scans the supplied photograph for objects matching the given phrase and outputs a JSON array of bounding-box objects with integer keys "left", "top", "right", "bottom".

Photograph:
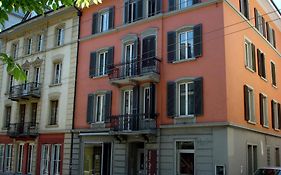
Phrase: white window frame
[
  {"left": 247, "top": 86, "right": 255, "bottom": 123},
  {"left": 244, "top": 39, "right": 254, "bottom": 71},
  {"left": 95, "top": 94, "right": 105, "bottom": 123},
  {"left": 11, "top": 42, "right": 19, "bottom": 58},
  {"left": 178, "top": 30, "right": 194, "bottom": 60},
  {"left": 34, "top": 67, "right": 41, "bottom": 86},
  {"left": 256, "top": 10, "right": 264, "bottom": 35},
  {"left": 123, "top": 90, "right": 133, "bottom": 115},
  {"left": 247, "top": 144, "right": 258, "bottom": 175},
  {"left": 16, "top": 144, "right": 24, "bottom": 173},
  {"left": 53, "top": 62, "right": 62, "bottom": 84},
  {"left": 51, "top": 144, "right": 61, "bottom": 175},
  {"left": 37, "top": 34, "right": 44, "bottom": 52},
  {"left": 26, "top": 37, "right": 33, "bottom": 55},
  {"left": 0, "top": 144, "right": 4, "bottom": 172},
  {"left": 124, "top": 43, "right": 135, "bottom": 76},
  {"left": 100, "top": 10, "right": 109, "bottom": 32},
  {"left": 175, "top": 140, "right": 195, "bottom": 175},
  {"left": 272, "top": 100, "right": 279, "bottom": 130},
  {"left": 4, "top": 144, "right": 12, "bottom": 172},
  {"left": 97, "top": 51, "right": 108, "bottom": 76},
  {"left": 27, "top": 144, "right": 34, "bottom": 174},
  {"left": 178, "top": 82, "right": 194, "bottom": 117},
  {"left": 128, "top": 1, "right": 137, "bottom": 23},
  {"left": 56, "top": 27, "right": 64, "bottom": 46},
  {"left": 261, "top": 94, "right": 269, "bottom": 127},
  {"left": 41, "top": 144, "right": 50, "bottom": 175}
]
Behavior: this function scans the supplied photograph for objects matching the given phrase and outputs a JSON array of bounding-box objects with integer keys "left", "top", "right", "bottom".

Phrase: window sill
[
  {"left": 245, "top": 66, "right": 255, "bottom": 73},
  {"left": 1, "top": 127, "right": 8, "bottom": 130},
  {"left": 175, "top": 115, "right": 195, "bottom": 118},
  {"left": 45, "top": 124, "right": 59, "bottom": 128},
  {"left": 247, "top": 120, "right": 256, "bottom": 125},
  {"left": 49, "top": 83, "right": 62, "bottom": 88},
  {"left": 272, "top": 84, "right": 277, "bottom": 89},
  {"left": 173, "top": 58, "right": 196, "bottom": 64},
  {"left": 274, "top": 128, "right": 280, "bottom": 132},
  {"left": 260, "top": 76, "right": 267, "bottom": 82},
  {"left": 262, "top": 124, "right": 269, "bottom": 128},
  {"left": 91, "top": 75, "right": 108, "bottom": 79}
]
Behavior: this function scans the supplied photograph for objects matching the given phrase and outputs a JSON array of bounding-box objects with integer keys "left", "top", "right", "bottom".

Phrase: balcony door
[
  {"left": 142, "top": 35, "right": 156, "bottom": 69},
  {"left": 22, "top": 70, "right": 29, "bottom": 95},
  {"left": 19, "top": 104, "right": 26, "bottom": 133},
  {"left": 124, "top": 43, "right": 136, "bottom": 77},
  {"left": 123, "top": 90, "right": 133, "bottom": 130}
]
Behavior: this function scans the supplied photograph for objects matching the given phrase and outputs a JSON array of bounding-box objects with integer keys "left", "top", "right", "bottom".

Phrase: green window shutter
[
  {"left": 87, "top": 94, "right": 95, "bottom": 123},
  {"left": 194, "top": 77, "right": 203, "bottom": 116},
  {"left": 167, "top": 81, "right": 176, "bottom": 117}
]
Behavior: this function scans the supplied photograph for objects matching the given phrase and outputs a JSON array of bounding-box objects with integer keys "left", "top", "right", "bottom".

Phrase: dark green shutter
[
  {"left": 257, "top": 49, "right": 262, "bottom": 76},
  {"left": 167, "top": 31, "right": 176, "bottom": 63},
  {"left": 254, "top": 8, "right": 258, "bottom": 29},
  {"left": 271, "top": 100, "right": 275, "bottom": 129},
  {"left": 168, "top": 0, "right": 176, "bottom": 11},
  {"left": 194, "top": 24, "right": 203, "bottom": 58},
  {"left": 124, "top": 2, "right": 129, "bottom": 24},
  {"left": 194, "top": 77, "right": 203, "bottom": 116},
  {"left": 89, "top": 52, "right": 97, "bottom": 77},
  {"left": 92, "top": 13, "right": 99, "bottom": 34},
  {"left": 104, "top": 91, "right": 112, "bottom": 123},
  {"left": 271, "top": 62, "right": 276, "bottom": 86},
  {"left": 262, "top": 17, "right": 266, "bottom": 37},
  {"left": 167, "top": 81, "right": 176, "bottom": 117},
  {"left": 106, "top": 47, "right": 114, "bottom": 75},
  {"left": 109, "top": 7, "right": 115, "bottom": 30},
  {"left": 150, "top": 83, "right": 156, "bottom": 118},
  {"left": 87, "top": 94, "right": 95, "bottom": 123},
  {"left": 133, "top": 86, "right": 139, "bottom": 115},
  {"left": 251, "top": 43, "right": 256, "bottom": 72},
  {"left": 272, "top": 29, "right": 276, "bottom": 48},
  {"left": 259, "top": 93, "right": 264, "bottom": 126},
  {"left": 278, "top": 103, "right": 281, "bottom": 129},
  {"left": 266, "top": 22, "right": 270, "bottom": 41},
  {"left": 244, "top": 85, "right": 249, "bottom": 121}
]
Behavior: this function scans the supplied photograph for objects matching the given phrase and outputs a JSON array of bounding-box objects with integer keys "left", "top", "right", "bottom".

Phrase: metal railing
[
  {"left": 110, "top": 113, "right": 157, "bottom": 132},
  {"left": 108, "top": 57, "right": 160, "bottom": 81},
  {"left": 9, "top": 82, "right": 41, "bottom": 100},
  {"left": 7, "top": 122, "right": 39, "bottom": 137}
]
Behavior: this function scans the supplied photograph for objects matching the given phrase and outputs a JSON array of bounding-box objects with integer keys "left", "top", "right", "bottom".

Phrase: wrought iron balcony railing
[
  {"left": 108, "top": 57, "right": 160, "bottom": 84},
  {"left": 110, "top": 113, "right": 157, "bottom": 133},
  {"left": 9, "top": 82, "right": 41, "bottom": 101},
  {"left": 7, "top": 122, "right": 39, "bottom": 138}
]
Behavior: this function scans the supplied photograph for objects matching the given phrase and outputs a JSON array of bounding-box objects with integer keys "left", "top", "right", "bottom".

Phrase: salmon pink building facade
[{"left": 72, "top": 0, "right": 281, "bottom": 174}]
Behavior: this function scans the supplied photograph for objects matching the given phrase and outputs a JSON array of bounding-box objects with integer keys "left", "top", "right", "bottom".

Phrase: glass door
[{"left": 123, "top": 90, "right": 133, "bottom": 130}]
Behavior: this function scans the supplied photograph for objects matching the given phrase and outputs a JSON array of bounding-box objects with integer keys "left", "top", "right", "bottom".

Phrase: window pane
[
  {"left": 179, "top": 84, "right": 186, "bottom": 115},
  {"left": 179, "top": 153, "right": 194, "bottom": 174},
  {"left": 188, "top": 83, "right": 195, "bottom": 115},
  {"left": 0, "top": 145, "right": 4, "bottom": 171},
  {"left": 179, "top": 33, "right": 187, "bottom": 60},
  {"left": 83, "top": 144, "right": 102, "bottom": 175},
  {"left": 187, "top": 31, "right": 194, "bottom": 58}
]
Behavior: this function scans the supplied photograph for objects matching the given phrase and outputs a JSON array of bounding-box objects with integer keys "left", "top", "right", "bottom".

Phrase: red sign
[{"left": 147, "top": 149, "right": 157, "bottom": 175}]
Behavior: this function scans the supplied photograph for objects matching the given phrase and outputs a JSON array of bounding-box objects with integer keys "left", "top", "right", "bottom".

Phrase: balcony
[
  {"left": 108, "top": 57, "right": 160, "bottom": 86},
  {"left": 110, "top": 113, "right": 157, "bottom": 135},
  {"left": 7, "top": 122, "right": 39, "bottom": 138},
  {"left": 9, "top": 82, "right": 41, "bottom": 101}
]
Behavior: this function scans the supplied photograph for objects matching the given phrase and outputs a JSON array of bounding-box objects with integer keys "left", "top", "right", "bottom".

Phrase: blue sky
[{"left": 273, "top": 0, "right": 281, "bottom": 12}]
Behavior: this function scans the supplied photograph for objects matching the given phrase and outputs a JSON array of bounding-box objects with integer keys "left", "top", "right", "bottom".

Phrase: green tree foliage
[{"left": 0, "top": 0, "right": 102, "bottom": 81}]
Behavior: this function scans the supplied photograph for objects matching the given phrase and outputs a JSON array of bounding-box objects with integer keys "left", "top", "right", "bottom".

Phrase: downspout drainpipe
[{"left": 69, "top": 5, "right": 82, "bottom": 175}]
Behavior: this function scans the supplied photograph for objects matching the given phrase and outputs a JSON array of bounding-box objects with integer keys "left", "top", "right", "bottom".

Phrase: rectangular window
[
  {"left": 37, "top": 34, "right": 44, "bottom": 52},
  {"left": 276, "top": 147, "right": 280, "bottom": 166},
  {"left": 11, "top": 42, "right": 19, "bottom": 58},
  {"left": 123, "top": 90, "right": 133, "bottom": 115},
  {"left": 127, "top": 1, "right": 137, "bottom": 23},
  {"left": 179, "top": 30, "right": 194, "bottom": 60},
  {"left": 272, "top": 101, "right": 279, "bottom": 130},
  {"left": 53, "top": 62, "right": 62, "bottom": 84},
  {"left": 176, "top": 141, "right": 195, "bottom": 175},
  {"left": 83, "top": 143, "right": 111, "bottom": 175},
  {"left": 0, "top": 144, "right": 4, "bottom": 172},
  {"left": 100, "top": 11, "right": 109, "bottom": 32},
  {"left": 179, "top": 0, "right": 193, "bottom": 9},
  {"left": 124, "top": 43, "right": 135, "bottom": 76},
  {"left": 271, "top": 61, "right": 276, "bottom": 86},
  {"left": 257, "top": 49, "right": 266, "bottom": 79},
  {"left": 95, "top": 95, "right": 105, "bottom": 122},
  {"left": 98, "top": 51, "right": 107, "bottom": 76},
  {"left": 56, "top": 27, "right": 64, "bottom": 46},
  {"left": 50, "top": 100, "right": 58, "bottom": 125},
  {"left": 143, "top": 87, "right": 150, "bottom": 114},
  {"left": 7, "top": 75, "right": 14, "bottom": 93},
  {"left": 17, "top": 144, "right": 24, "bottom": 173},
  {"left": 26, "top": 37, "right": 32, "bottom": 55},
  {"left": 41, "top": 144, "right": 50, "bottom": 175},
  {"left": 31, "top": 103, "right": 37, "bottom": 127},
  {"left": 4, "top": 144, "right": 12, "bottom": 172},
  {"left": 244, "top": 40, "right": 255, "bottom": 71},
  {"left": 240, "top": 0, "right": 249, "bottom": 19},
  {"left": 248, "top": 145, "right": 258, "bottom": 175},
  {"left": 51, "top": 144, "right": 61, "bottom": 175},
  {"left": 34, "top": 67, "right": 40, "bottom": 87},
  {"left": 244, "top": 86, "right": 255, "bottom": 122},
  {"left": 4, "top": 106, "right": 11, "bottom": 128},
  {"left": 260, "top": 94, "right": 268, "bottom": 127},
  {"left": 179, "top": 82, "right": 194, "bottom": 116},
  {"left": 255, "top": 9, "right": 265, "bottom": 36},
  {"left": 148, "top": 0, "right": 159, "bottom": 17},
  {"left": 27, "top": 144, "right": 34, "bottom": 174}
]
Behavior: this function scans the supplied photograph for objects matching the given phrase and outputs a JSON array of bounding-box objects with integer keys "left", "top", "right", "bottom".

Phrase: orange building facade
[{"left": 72, "top": 0, "right": 281, "bottom": 174}]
